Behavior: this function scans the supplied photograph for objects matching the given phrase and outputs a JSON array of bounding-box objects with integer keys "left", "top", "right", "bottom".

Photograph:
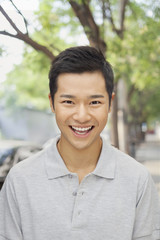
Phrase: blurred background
[{"left": 0, "top": 0, "right": 160, "bottom": 194}]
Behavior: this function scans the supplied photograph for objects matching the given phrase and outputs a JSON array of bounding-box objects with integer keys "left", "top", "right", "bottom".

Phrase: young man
[{"left": 0, "top": 46, "right": 160, "bottom": 240}]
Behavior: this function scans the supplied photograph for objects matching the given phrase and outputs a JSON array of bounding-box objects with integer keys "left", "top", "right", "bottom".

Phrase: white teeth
[{"left": 71, "top": 126, "right": 92, "bottom": 132}]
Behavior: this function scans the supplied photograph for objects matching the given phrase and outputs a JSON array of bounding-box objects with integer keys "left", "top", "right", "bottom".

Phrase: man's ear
[
  {"left": 48, "top": 93, "right": 55, "bottom": 113},
  {"left": 109, "top": 92, "right": 115, "bottom": 113}
]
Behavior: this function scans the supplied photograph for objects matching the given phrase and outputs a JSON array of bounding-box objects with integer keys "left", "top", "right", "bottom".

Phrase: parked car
[{"left": 0, "top": 140, "right": 42, "bottom": 189}]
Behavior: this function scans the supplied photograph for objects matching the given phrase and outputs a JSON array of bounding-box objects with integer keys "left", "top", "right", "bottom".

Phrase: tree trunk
[
  {"left": 117, "top": 79, "right": 130, "bottom": 153},
  {"left": 110, "top": 82, "right": 119, "bottom": 148}
]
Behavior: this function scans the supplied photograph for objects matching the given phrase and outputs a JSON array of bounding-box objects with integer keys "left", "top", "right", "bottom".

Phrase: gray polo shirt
[{"left": 0, "top": 136, "right": 160, "bottom": 240}]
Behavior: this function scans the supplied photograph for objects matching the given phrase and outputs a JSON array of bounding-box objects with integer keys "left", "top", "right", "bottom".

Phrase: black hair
[{"left": 49, "top": 46, "right": 114, "bottom": 106}]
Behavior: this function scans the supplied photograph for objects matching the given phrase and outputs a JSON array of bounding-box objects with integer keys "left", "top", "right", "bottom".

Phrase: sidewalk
[{"left": 135, "top": 137, "right": 160, "bottom": 196}]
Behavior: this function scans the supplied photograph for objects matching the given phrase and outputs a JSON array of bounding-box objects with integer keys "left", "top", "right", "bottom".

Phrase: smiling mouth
[{"left": 70, "top": 126, "right": 94, "bottom": 135}]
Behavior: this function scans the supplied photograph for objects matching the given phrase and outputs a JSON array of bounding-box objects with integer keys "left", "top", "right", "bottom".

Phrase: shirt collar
[
  {"left": 44, "top": 135, "right": 117, "bottom": 180},
  {"left": 44, "top": 136, "right": 70, "bottom": 179},
  {"left": 92, "top": 136, "right": 117, "bottom": 179}
]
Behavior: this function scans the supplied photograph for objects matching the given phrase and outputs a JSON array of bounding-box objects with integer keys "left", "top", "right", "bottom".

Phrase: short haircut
[{"left": 49, "top": 46, "right": 114, "bottom": 106}]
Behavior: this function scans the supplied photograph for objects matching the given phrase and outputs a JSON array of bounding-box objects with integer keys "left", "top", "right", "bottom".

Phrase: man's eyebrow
[
  {"left": 88, "top": 95, "right": 104, "bottom": 98},
  {"left": 59, "top": 94, "right": 104, "bottom": 99},
  {"left": 60, "top": 94, "right": 76, "bottom": 98}
]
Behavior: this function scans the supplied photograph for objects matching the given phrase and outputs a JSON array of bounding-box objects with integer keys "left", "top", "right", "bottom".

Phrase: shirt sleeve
[
  {"left": 133, "top": 172, "right": 160, "bottom": 240},
  {"left": 0, "top": 173, "right": 23, "bottom": 240}
]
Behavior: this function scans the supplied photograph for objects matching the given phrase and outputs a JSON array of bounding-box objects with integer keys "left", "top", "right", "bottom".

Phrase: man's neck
[{"left": 57, "top": 137, "right": 102, "bottom": 182}]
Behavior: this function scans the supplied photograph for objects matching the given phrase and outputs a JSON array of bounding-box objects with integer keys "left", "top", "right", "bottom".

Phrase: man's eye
[
  {"left": 90, "top": 101, "right": 101, "bottom": 105},
  {"left": 63, "top": 100, "right": 73, "bottom": 104}
]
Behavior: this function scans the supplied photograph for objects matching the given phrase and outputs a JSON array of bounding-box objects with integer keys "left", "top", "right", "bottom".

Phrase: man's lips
[{"left": 69, "top": 126, "right": 94, "bottom": 135}]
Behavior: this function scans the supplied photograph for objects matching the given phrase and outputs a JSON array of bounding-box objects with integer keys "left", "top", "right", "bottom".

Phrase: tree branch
[
  {"left": 0, "top": 5, "right": 21, "bottom": 34},
  {"left": 101, "top": 0, "right": 122, "bottom": 37},
  {"left": 102, "top": 0, "right": 128, "bottom": 39},
  {"left": 0, "top": 5, "right": 55, "bottom": 60},
  {"left": 9, "top": 0, "right": 29, "bottom": 35},
  {"left": 0, "top": 30, "right": 18, "bottom": 38},
  {"left": 69, "top": 0, "right": 106, "bottom": 54},
  {"left": 0, "top": 30, "right": 55, "bottom": 60},
  {"left": 18, "top": 33, "right": 55, "bottom": 60},
  {"left": 103, "top": 0, "right": 117, "bottom": 31},
  {"left": 119, "top": 0, "right": 128, "bottom": 36}
]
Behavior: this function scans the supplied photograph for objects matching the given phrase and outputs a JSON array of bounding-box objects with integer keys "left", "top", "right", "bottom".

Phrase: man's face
[{"left": 49, "top": 71, "right": 112, "bottom": 151}]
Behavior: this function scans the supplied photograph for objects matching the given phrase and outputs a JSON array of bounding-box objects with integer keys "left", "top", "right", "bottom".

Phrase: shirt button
[
  {"left": 68, "top": 174, "right": 72, "bottom": 179},
  {"left": 72, "top": 191, "right": 77, "bottom": 196},
  {"left": 78, "top": 211, "right": 81, "bottom": 215}
]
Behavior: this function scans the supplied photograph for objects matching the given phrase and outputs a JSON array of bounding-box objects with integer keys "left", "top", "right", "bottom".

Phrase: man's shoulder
[
  {"left": 110, "top": 143, "right": 147, "bottom": 167},
  {"left": 104, "top": 142, "right": 149, "bottom": 181},
  {"left": 8, "top": 147, "right": 45, "bottom": 178},
  {"left": 8, "top": 137, "right": 58, "bottom": 179}
]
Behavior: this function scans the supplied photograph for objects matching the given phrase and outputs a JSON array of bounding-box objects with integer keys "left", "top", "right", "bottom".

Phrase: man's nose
[{"left": 73, "top": 104, "right": 91, "bottom": 123}]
